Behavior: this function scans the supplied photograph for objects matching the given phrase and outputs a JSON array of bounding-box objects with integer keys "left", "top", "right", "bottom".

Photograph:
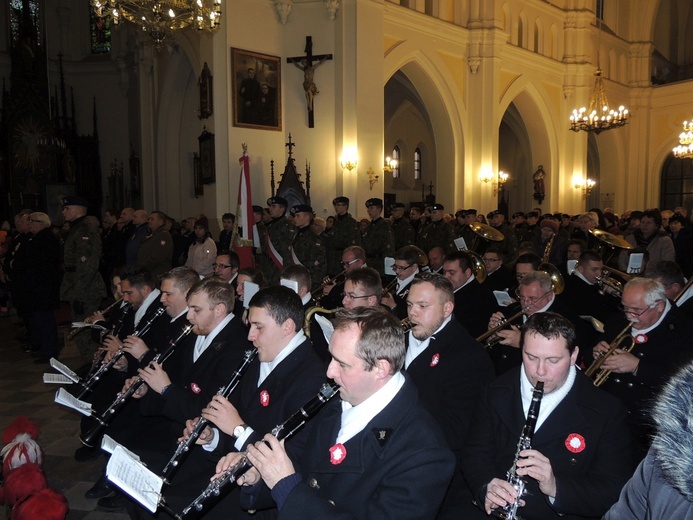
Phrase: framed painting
[
  {"left": 231, "top": 47, "right": 281, "bottom": 131},
  {"left": 198, "top": 128, "right": 216, "bottom": 184}
]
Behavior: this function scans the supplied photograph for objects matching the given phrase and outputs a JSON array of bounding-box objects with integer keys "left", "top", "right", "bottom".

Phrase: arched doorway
[{"left": 660, "top": 154, "right": 693, "bottom": 214}]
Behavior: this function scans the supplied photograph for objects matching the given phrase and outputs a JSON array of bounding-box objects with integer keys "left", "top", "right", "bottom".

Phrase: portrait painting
[{"left": 231, "top": 47, "right": 281, "bottom": 131}]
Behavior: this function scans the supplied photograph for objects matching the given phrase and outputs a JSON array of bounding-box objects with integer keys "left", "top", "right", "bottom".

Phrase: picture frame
[
  {"left": 231, "top": 47, "right": 281, "bottom": 131},
  {"left": 198, "top": 62, "right": 213, "bottom": 119},
  {"left": 198, "top": 127, "right": 216, "bottom": 184}
]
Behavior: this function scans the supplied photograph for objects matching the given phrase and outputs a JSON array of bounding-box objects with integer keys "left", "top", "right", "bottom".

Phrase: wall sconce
[
  {"left": 383, "top": 156, "right": 398, "bottom": 175},
  {"left": 340, "top": 148, "right": 358, "bottom": 172},
  {"left": 480, "top": 170, "right": 509, "bottom": 196},
  {"left": 573, "top": 175, "right": 596, "bottom": 197},
  {"left": 366, "top": 167, "right": 379, "bottom": 190}
]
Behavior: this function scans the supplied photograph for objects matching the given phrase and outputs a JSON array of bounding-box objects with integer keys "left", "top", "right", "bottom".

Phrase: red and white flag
[{"left": 234, "top": 148, "right": 255, "bottom": 268}]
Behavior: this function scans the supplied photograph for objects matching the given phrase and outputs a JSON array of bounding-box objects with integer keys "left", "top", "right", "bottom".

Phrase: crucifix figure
[{"left": 287, "top": 36, "right": 333, "bottom": 128}]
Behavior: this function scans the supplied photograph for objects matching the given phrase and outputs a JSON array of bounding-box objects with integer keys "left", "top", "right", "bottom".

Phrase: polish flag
[{"left": 234, "top": 147, "right": 255, "bottom": 268}]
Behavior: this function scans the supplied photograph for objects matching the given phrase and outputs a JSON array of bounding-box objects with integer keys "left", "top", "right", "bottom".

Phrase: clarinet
[
  {"left": 76, "top": 306, "right": 165, "bottom": 399},
  {"left": 162, "top": 382, "right": 340, "bottom": 519},
  {"left": 80, "top": 323, "right": 194, "bottom": 448},
  {"left": 493, "top": 381, "right": 544, "bottom": 520},
  {"left": 161, "top": 348, "right": 259, "bottom": 484},
  {"left": 81, "top": 304, "right": 133, "bottom": 383}
]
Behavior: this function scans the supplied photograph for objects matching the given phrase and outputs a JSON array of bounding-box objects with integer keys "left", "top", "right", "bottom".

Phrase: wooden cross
[{"left": 287, "top": 36, "right": 333, "bottom": 128}]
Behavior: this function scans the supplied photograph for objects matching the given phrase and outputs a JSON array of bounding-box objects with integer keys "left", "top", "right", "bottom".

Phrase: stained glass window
[
  {"left": 9, "top": 0, "right": 42, "bottom": 47},
  {"left": 392, "top": 146, "right": 400, "bottom": 179},
  {"left": 414, "top": 148, "right": 422, "bottom": 180},
  {"left": 89, "top": 8, "right": 112, "bottom": 54}
]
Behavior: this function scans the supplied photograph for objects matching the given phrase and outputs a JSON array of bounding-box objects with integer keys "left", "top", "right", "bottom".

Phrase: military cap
[
  {"left": 512, "top": 212, "right": 525, "bottom": 219},
  {"left": 455, "top": 209, "right": 466, "bottom": 218},
  {"left": 561, "top": 213, "right": 571, "bottom": 220},
  {"left": 392, "top": 202, "right": 406, "bottom": 210},
  {"left": 428, "top": 203, "right": 445, "bottom": 211},
  {"left": 487, "top": 209, "right": 501, "bottom": 218},
  {"left": 61, "top": 195, "right": 89, "bottom": 208},
  {"left": 252, "top": 205, "right": 264, "bottom": 213},
  {"left": 267, "top": 196, "right": 288, "bottom": 207},
  {"left": 525, "top": 211, "right": 540, "bottom": 219},
  {"left": 365, "top": 198, "right": 383, "bottom": 208},
  {"left": 332, "top": 196, "right": 350, "bottom": 205},
  {"left": 466, "top": 208, "right": 478, "bottom": 215},
  {"left": 290, "top": 204, "right": 313, "bottom": 215}
]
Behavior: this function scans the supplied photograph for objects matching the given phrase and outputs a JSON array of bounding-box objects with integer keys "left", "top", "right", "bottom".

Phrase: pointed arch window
[
  {"left": 392, "top": 146, "right": 400, "bottom": 178},
  {"left": 9, "top": 0, "right": 42, "bottom": 47},
  {"left": 414, "top": 148, "right": 422, "bottom": 180}
]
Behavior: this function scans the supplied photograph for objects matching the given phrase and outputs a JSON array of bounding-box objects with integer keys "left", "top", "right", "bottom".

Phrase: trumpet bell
[
  {"left": 538, "top": 262, "right": 564, "bottom": 295},
  {"left": 470, "top": 222, "right": 505, "bottom": 242},
  {"left": 467, "top": 251, "right": 487, "bottom": 284},
  {"left": 589, "top": 229, "right": 635, "bottom": 250}
]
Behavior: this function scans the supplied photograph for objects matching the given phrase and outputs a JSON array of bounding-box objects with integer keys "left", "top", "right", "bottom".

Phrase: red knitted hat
[
  {"left": 12, "top": 488, "right": 69, "bottom": 520},
  {"left": 0, "top": 463, "right": 47, "bottom": 506}
]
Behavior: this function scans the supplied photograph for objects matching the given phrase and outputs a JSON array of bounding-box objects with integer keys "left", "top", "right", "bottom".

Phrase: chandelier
[
  {"left": 90, "top": 0, "right": 222, "bottom": 49},
  {"left": 569, "top": 16, "right": 629, "bottom": 134},
  {"left": 673, "top": 121, "right": 693, "bottom": 159}
]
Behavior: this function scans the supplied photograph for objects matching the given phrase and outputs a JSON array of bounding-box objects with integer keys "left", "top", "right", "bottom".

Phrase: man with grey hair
[
  {"left": 592, "top": 277, "right": 693, "bottom": 459},
  {"left": 219, "top": 306, "right": 455, "bottom": 519}
]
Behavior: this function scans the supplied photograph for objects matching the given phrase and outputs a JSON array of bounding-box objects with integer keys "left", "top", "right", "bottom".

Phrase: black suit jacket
[
  {"left": 560, "top": 273, "right": 620, "bottom": 324},
  {"left": 452, "top": 279, "right": 498, "bottom": 337},
  {"left": 461, "top": 368, "right": 634, "bottom": 519}
]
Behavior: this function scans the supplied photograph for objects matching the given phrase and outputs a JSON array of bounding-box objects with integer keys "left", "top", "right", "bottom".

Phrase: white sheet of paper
[
  {"left": 101, "top": 435, "right": 141, "bottom": 460},
  {"left": 43, "top": 373, "right": 73, "bottom": 384},
  {"left": 50, "top": 358, "right": 80, "bottom": 383},
  {"left": 243, "top": 281, "right": 260, "bottom": 309},
  {"left": 383, "top": 257, "right": 395, "bottom": 276},
  {"left": 54, "top": 388, "right": 93, "bottom": 416},
  {"left": 71, "top": 322, "right": 107, "bottom": 331},
  {"left": 107, "top": 446, "right": 163, "bottom": 513},
  {"left": 493, "top": 290, "right": 514, "bottom": 307},
  {"left": 627, "top": 253, "right": 644, "bottom": 274},
  {"left": 280, "top": 279, "right": 299, "bottom": 294},
  {"left": 315, "top": 314, "right": 335, "bottom": 344},
  {"left": 567, "top": 259, "right": 578, "bottom": 275},
  {"left": 454, "top": 237, "right": 468, "bottom": 251}
]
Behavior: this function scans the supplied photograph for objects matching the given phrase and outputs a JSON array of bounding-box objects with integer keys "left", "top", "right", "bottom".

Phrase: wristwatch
[{"left": 233, "top": 423, "right": 248, "bottom": 439}]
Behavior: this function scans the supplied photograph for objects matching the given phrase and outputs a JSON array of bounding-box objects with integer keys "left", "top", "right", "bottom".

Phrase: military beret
[
  {"left": 267, "top": 196, "right": 288, "bottom": 207},
  {"left": 290, "top": 204, "right": 313, "bottom": 215},
  {"left": 455, "top": 209, "right": 466, "bottom": 218},
  {"left": 392, "top": 202, "right": 406, "bottom": 210},
  {"left": 61, "top": 196, "right": 88, "bottom": 208},
  {"left": 252, "top": 205, "right": 264, "bottom": 213},
  {"left": 333, "top": 196, "right": 350, "bottom": 205},
  {"left": 365, "top": 198, "right": 383, "bottom": 208},
  {"left": 488, "top": 210, "right": 501, "bottom": 218},
  {"left": 512, "top": 212, "right": 525, "bottom": 219},
  {"left": 428, "top": 203, "right": 445, "bottom": 211},
  {"left": 540, "top": 219, "right": 559, "bottom": 233},
  {"left": 525, "top": 211, "right": 539, "bottom": 219},
  {"left": 465, "top": 208, "right": 478, "bottom": 215},
  {"left": 561, "top": 213, "right": 571, "bottom": 220}
]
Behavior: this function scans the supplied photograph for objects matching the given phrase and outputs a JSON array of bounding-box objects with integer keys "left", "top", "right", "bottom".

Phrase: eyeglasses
[
  {"left": 482, "top": 257, "right": 500, "bottom": 263},
  {"left": 619, "top": 302, "right": 659, "bottom": 318},
  {"left": 213, "top": 263, "right": 232, "bottom": 269},
  {"left": 341, "top": 258, "right": 360, "bottom": 268},
  {"left": 391, "top": 264, "right": 413, "bottom": 272},
  {"left": 514, "top": 288, "right": 552, "bottom": 306},
  {"left": 341, "top": 292, "right": 375, "bottom": 300}
]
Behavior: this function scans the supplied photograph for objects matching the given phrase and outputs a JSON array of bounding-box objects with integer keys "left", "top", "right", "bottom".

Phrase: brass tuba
[
  {"left": 303, "top": 307, "right": 336, "bottom": 338},
  {"left": 467, "top": 251, "right": 488, "bottom": 284}
]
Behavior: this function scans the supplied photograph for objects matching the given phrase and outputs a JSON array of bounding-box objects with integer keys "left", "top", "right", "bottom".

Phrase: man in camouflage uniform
[
  {"left": 488, "top": 209, "right": 518, "bottom": 262},
  {"left": 391, "top": 202, "right": 415, "bottom": 251},
  {"left": 136, "top": 210, "right": 173, "bottom": 279},
  {"left": 60, "top": 196, "right": 106, "bottom": 359},
  {"left": 288, "top": 204, "right": 326, "bottom": 291},
  {"left": 417, "top": 203, "right": 456, "bottom": 253},
  {"left": 455, "top": 208, "right": 479, "bottom": 251},
  {"left": 362, "top": 198, "right": 395, "bottom": 276},
  {"left": 259, "top": 196, "right": 294, "bottom": 286},
  {"left": 327, "top": 196, "right": 361, "bottom": 276},
  {"left": 409, "top": 206, "right": 425, "bottom": 241}
]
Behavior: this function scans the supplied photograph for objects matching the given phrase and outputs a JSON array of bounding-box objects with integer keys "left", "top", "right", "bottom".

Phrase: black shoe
[
  {"left": 75, "top": 445, "right": 101, "bottom": 462},
  {"left": 85, "top": 475, "right": 113, "bottom": 499},
  {"left": 98, "top": 492, "right": 127, "bottom": 510}
]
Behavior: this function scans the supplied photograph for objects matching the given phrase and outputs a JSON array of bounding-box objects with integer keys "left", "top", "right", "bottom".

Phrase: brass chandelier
[
  {"left": 673, "top": 121, "right": 693, "bottom": 159},
  {"left": 569, "top": 16, "right": 629, "bottom": 134},
  {"left": 90, "top": 0, "right": 222, "bottom": 49}
]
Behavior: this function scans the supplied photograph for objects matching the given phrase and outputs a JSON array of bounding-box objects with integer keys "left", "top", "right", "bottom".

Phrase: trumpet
[
  {"left": 381, "top": 276, "right": 399, "bottom": 297},
  {"left": 584, "top": 322, "right": 635, "bottom": 387},
  {"left": 68, "top": 297, "right": 124, "bottom": 339},
  {"left": 476, "top": 309, "right": 526, "bottom": 348},
  {"left": 311, "top": 269, "right": 348, "bottom": 302},
  {"left": 597, "top": 268, "right": 632, "bottom": 297}
]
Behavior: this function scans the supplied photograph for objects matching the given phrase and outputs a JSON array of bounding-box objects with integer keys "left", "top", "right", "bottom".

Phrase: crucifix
[{"left": 287, "top": 36, "right": 333, "bottom": 128}]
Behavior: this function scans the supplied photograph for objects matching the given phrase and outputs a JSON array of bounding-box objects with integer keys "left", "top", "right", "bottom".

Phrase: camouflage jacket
[
  {"left": 392, "top": 217, "right": 415, "bottom": 251},
  {"left": 289, "top": 225, "right": 326, "bottom": 290},
  {"left": 327, "top": 213, "right": 361, "bottom": 275},
  {"left": 362, "top": 217, "right": 395, "bottom": 275},
  {"left": 137, "top": 226, "right": 173, "bottom": 279},
  {"left": 260, "top": 216, "right": 295, "bottom": 285},
  {"left": 60, "top": 215, "right": 106, "bottom": 301},
  {"left": 417, "top": 219, "right": 456, "bottom": 253}
]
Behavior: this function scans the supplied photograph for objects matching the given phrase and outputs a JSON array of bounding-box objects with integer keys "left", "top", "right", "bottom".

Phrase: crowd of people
[{"left": 1, "top": 194, "right": 692, "bottom": 519}]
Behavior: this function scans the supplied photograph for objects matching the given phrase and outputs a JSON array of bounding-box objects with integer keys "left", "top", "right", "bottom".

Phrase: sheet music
[
  {"left": 54, "top": 388, "right": 93, "bottom": 416},
  {"left": 454, "top": 237, "right": 468, "bottom": 251},
  {"left": 280, "top": 278, "right": 299, "bottom": 294},
  {"left": 315, "top": 314, "right": 334, "bottom": 343},
  {"left": 71, "top": 321, "right": 107, "bottom": 331},
  {"left": 493, "top": 290, "right": 514, "bottom": 307},
  {"left": 383, "top": 257, "right": 395, "bottom": 276},
  {"left": 101, "top": 435, "right": 140, "bottom": 461},
  {"left": 49, "top": 358, "right": 80, "bottom": 383},
  {"left": 627, "top": 253, "right": 644, "bottom": 274},
  {"left": 243, "top": 282, "right": 260, "bottom": 309},
  {"left": 567, "top": 259, "right": 578, "bottom": 275},
  {"left": 107, "top": 446, "right": 163, "bottom": 513},
  {"left": 43, "top": 373, "right": 73, "bottom": 384}
]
